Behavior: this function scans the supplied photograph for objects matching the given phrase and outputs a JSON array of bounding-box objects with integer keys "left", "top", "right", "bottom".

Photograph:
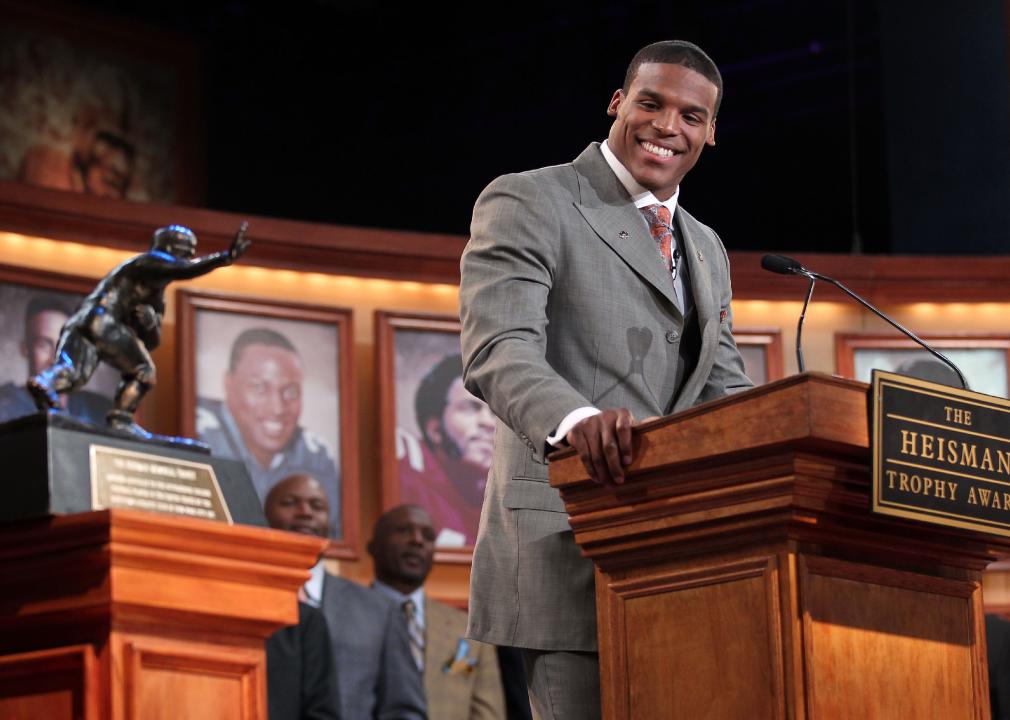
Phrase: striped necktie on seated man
[{"left": 403, "top": 598, "right": 425, "bottom": 671}]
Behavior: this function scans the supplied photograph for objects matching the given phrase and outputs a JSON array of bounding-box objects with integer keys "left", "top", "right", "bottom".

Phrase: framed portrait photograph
[
  {"left": 177, "top": 290, "right": 358, "bottom": 557},
  {"left": 0, "top": 2, "right": 201, "bottom": 204},
  {"left": 835, "top": 333, "right": 1010, "bottom": 399},
  {"left": 734, "top": 328, "right": 785, "bottom": 386},
  {"left": 375, "top": 311, "right": 490, "bottom": 563},
  {"left": 0, "top": 263, "right": 118, "bottom": 425}
]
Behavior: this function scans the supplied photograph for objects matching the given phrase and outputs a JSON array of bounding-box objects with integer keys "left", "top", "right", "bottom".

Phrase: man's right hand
[{"left": 565, "top": 408, "right": 635, "bottom": 485}]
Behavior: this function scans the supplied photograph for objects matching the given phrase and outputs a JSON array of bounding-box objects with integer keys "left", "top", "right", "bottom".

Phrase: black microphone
[
  {"left": 760, "top": 254, "right": 803, "bottom": 275},
  {"left": 760, "top": 254, "right": 970, "bottom": 390}
]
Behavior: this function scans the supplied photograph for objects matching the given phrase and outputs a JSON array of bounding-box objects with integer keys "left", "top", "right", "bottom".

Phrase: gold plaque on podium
[{"left": 89, "top": 444, "right": 233, "bottom": 523}]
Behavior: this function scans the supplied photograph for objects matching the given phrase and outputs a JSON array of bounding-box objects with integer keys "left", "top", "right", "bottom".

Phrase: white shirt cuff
[{"left": 546, "top": 407, "right": 601, "bottom": 448}]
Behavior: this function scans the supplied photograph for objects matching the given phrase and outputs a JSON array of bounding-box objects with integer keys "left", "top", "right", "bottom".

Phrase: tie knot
[
  {"left": 641, "top": 203, "right": 672, "bottom": 228},
  {"left": 403, "top": 598, "right": 416, "bottom": 617}
]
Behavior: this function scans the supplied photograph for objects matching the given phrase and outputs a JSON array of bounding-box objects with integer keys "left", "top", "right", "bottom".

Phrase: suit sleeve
[
  {"left": 468, "top": 641, "right": 506, "bottom": 720},
  {"left": 987, "top": 614, "right": 1010, "bottom": 720},
  {"left": 694, "top": 235, "right": 753, "bottom": 405},
  {"left": 299, "top": 604, "right": 342, "bottom": 720},
  {"left": 375, "top": 601, "right": 428, "bottom": 720},
  {"left": 460, "top": 172, "right": 594, "bottom": 458}
]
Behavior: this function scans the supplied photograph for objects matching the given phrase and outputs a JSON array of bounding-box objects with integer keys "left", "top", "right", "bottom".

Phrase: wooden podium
[
  {"left": 0, "top": 509, "right": 324, "bottom": 719},
  {"left": 550, "top": 373, "right": 1010, "bottom": 720}
]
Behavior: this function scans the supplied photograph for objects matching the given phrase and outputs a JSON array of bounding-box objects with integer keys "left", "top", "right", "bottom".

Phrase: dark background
[{"left": 61, "top": 0, "right": 1010, "bottom": 255}]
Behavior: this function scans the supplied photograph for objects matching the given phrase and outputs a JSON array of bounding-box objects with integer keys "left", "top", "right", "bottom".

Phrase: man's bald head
[
  {"left": 264, "top": 473, "right": 330, "bottom": 537},
  {"left": 368, "top": 504, "right": 437, "bottom": 594}
]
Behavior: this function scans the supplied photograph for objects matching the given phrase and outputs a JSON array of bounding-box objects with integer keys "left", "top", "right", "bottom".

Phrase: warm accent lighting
[
  {"left": 0, "top": 231, "right": 460, "bottom": 310},
  {"left": 0, "top": 232, "right": 130, "bottom": 276}
]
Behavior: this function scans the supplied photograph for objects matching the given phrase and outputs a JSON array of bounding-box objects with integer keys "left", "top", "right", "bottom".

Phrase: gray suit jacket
[
  {"left": 459, "top": 143, "right": 752, "bottom": 652},
  {"left": 320, "top": 573, "right": 427, "bottom": 719}
]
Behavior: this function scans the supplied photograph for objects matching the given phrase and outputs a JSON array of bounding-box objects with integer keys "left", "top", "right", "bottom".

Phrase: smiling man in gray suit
[{"left": 459, "top": 40, "right": 753, "bottom": 718}]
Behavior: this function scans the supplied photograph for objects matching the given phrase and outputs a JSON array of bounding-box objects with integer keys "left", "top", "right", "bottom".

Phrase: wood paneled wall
[{"left": 3, "top": 188, "right": 1010, "bottom": 604}]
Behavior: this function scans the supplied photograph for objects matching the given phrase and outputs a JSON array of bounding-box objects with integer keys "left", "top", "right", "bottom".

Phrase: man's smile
[
  {"left": 400, "top": 551, "right": 426, "bottom": 568},
  {"left": 639, "top": 139, "right": 679, "bottom": 159},
  {"left": 259, "top": 419, "right": 288, "bottom": 437}
]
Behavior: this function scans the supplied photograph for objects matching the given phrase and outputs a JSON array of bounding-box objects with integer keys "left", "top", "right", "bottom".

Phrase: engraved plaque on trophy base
[{"left": 0, "top": 412, "right": 266, "bottom": 527}]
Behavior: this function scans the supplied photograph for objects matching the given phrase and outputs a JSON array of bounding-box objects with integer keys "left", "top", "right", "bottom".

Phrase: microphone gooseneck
[
  {"left": 759, "top": 254, "right": 970, "bottom": 391},
  {"left": 795, "top": 276, "right": 815, "bottom": 373}
]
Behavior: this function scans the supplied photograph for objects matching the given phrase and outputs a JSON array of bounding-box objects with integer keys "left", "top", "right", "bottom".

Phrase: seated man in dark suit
[
  {"left": 265, "top": 474, "right": 427, "bottom": 720},
  {"left": 265, "top": 601, "right": 340, "bottom": 720},
  {"left": 988, "top": 613, "right": 1010, "bottom": 720}
]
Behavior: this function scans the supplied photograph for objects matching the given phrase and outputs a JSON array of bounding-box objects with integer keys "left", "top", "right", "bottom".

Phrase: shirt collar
[
  {"left": 600, "top": 139, "right": 680, "bottom": 215},
  {"left": 373, "top": 580, "right": 426, "bottom": 629},
  {"left": 301, "top": 558, "right": 326, "bottom": 608}
]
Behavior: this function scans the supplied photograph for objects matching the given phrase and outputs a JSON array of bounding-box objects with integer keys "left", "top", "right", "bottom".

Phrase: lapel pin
[
  {"left": 696, "top": 250, "right": 704, "bottom": 262},
  {"left": 618, "top": 230, "right": 629, "bottom": 239}
]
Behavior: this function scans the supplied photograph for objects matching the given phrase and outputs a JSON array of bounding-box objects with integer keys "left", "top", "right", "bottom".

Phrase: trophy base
[{"left": 0, "top": 412, "right": 266, "bottom": 527}]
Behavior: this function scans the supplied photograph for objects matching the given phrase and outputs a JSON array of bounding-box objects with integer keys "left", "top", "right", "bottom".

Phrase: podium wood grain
[
  {"left": 0, "top": 509, "right": 324, "bottom": 719},
  {"left": 550, "top": 373, "right": 1009, "bottom": 720}
]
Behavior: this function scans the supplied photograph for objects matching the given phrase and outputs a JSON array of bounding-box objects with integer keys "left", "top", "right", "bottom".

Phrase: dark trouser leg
[
  {"left": 28, "top": 329, "right": 97, "bottom": 410},
  {"left": 107, "top": 364, "right": 154, "bottom": 429},
  {"left": 96, "top": 328, "right": 155, "bottom": 428},
  {"left": 520, "top": 649, "right": 601, "bottom": 720}
]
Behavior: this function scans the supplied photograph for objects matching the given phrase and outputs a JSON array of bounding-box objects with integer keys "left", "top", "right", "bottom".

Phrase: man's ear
[
  {"left": 606, "top": 89, "right": 624, "bottom": 117},
  {"left": 706, "top": 117, "right": 717, "bottom": 147},
  {"left": 424, "top": 417, "right": 443, "bottom": 446}
]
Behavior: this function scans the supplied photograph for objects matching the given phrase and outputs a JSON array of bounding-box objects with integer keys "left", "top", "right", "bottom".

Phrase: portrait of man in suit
[
  {"left": 264, "top": 474, "right": 426, "bottom": 720},
  {"left": 369, "top": 504, "right": 505, "bottom": 720},
  {"left": 0, "top": 287, "right": 114, "bottom": 425},
  {"left": 459, "top": 39, "right": 754, "bottom": 718}
]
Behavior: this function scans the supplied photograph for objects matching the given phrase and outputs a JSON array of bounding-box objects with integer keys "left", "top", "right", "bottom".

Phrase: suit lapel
[
  {"left": 424, "top": 599, "right": 452, "bottom": 675},
  {"left": 677, "top": 211, "right": 716, "bottom": 333},
  {"left": 572, "top": 145, "right": 681, "bottom": 312},
  {"left": 321, "top": 574, "right": 344, "bottom": 622},
  {"left": 673, "top": 211, "right": 719, "bottom": 410}
]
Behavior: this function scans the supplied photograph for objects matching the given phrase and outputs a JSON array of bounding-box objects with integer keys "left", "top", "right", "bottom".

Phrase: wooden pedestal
[
  {"left": 550, "top": 373, "right": 1010, "bottom": 720},
  {"left": 0, "top": 509, "right": 324, "bottom": 719}
]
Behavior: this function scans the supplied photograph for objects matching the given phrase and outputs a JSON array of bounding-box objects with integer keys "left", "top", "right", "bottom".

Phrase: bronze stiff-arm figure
[{"left": 28, "top": 222, "right": 250, "bottom": 438}]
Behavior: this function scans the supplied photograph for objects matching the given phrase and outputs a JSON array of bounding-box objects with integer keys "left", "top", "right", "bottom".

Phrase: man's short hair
[
  {"left": 415, "top": 353, "right": 464, "bottom": 449},
  {"left": 24, "top": 294, "right": 72, "bottom": 337},
  {"left": 623, "top": 40, "right": 723, "bottom": 116},
  {"left": 228, "top": 327, "right": 298, "bottom": 372}
]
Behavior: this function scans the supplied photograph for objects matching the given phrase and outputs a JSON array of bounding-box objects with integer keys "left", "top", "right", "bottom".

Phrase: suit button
[{"left": 666, "top": 331, "right": 680, "bottom": 343}]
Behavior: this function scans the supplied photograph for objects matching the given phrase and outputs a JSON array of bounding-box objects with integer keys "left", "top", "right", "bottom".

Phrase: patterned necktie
[
  {"left": 402, "top": 599, "right": 425, "bottom": 671},
  {"left": 640, "top": 203, "right": 677, "bottom": 283}
]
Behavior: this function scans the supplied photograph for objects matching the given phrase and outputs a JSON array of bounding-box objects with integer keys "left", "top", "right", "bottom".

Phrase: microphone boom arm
[
  {"left": 798, "top": 269, "right": 970, "bottom": 391},
  {"left": 796, "top": 276, "right": 815, "bottom": 373}
]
